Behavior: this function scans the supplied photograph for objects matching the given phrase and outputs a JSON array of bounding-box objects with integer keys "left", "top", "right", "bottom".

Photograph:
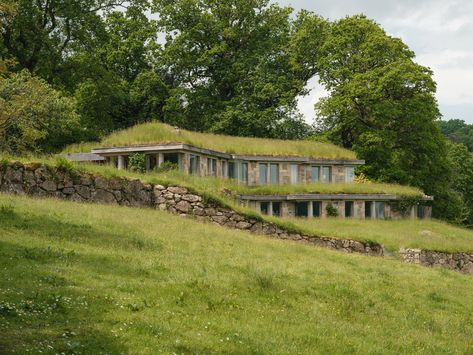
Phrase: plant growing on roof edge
[
  {"left": 326, "top": 203, "right": 338, "bottom": 217},
  {"left": 128, "top": 153, "right": 146, "bottom": 173}
]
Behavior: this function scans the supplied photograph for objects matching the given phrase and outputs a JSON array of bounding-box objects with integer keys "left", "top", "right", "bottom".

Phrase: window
[
  {"left": 311, "top": 166, "right": 320, "bottom": 183},
  {"left": 260, "top": 202, "right": 269, "bottom": 215},
  {"left": 345, "top": 201, "right": 354, "bottom": 217},
  {"left": 189, "top": 154, "right": 200, "bottom": 175},
  {"left": 295, "top": 202, "right": 308, "bottom": 217},
  {"left": 228, "top": 162, "right": 235, "bottom": 179},
  {"left": 270, "top": 164, "right": 279, "bottom": 184},
  {"left": 239, "top": 162, "right": 248, "bottom": 183},
  {"left": 417, "top": 205, "right": 425, "bottom": 219},
  {"left": 272, "top": 202, "right": 281, "bottom": 217},
  {"left": 259, "top": 163, "right": 268, "bottom": 185},
  {"left": 290, "top": 164, "right": 299, "bottom": 184},
  {"left": 321, "top": 166, "right": 332, "bottom": 183},
  {"left": 207, "top": 158, "right": 217, "bottom": 176},
  {"left": 365, "top": 201, "right": 373, "bottom": 219},
  {"left": 313, "top": 201, "right": 321, "bottom": 217},
  {"left": 375, "top": 202, "right": 385, "bottom": 219},
  {"left": 346, "top": 166, "right": 355, "bottom": 183}
]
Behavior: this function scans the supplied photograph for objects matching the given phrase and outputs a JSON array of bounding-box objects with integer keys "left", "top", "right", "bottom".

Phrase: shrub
[
  {"left": 326, "top": 203, "right": 339, "bottom": 217},
  {"left": 128, "top": 153, "right": 146, "bottom": 173},
  {"left": 156, "top": 161, "right": 178, "bottom": 173}
]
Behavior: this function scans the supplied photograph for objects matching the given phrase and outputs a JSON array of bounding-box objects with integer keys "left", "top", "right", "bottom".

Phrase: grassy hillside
[
  {"left": 1, "top": 194, "right": 473, "bottom": 354},
  {"left": 62, "top": 122, "right": 357, "bottom": 159},
  {"left": 273, "top": 217, "right": 473, "bottom": 253}
]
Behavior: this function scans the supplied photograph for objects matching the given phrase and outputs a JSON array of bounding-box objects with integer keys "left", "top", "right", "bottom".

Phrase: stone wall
[
  {"left": 1, "top": 161, "right": 472, "bottom": 273},
  {"left": 399, "top": 248, "right": 473, "bottom": 274}
]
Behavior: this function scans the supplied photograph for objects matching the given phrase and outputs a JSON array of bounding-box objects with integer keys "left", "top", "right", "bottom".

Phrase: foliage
[
  {"left": 389, "top": 196, "right": 424, "bottom": 217},
  {"left": 438, "top": 119, "right": 473, "bottom": 152},
  {"left": 128, "top": 153, "right": 146, "bottom": 173},
  {"left": 0, "top": 70, "right": 81, "bottom": 154},
  {"left": 153, "top": 0, "right": 317, "bottom": 138},
  {"left": 446, "top": 142, "right": 473, "bottom": 226},
  {"left": 325, "top": 203, "right": 338, "bottom": 217},
  {"left": 314, "top": 15, "right": 456, "bottom": 221},
  {"left": 155, "top": 161, "right": 178, "bottom": 173}
]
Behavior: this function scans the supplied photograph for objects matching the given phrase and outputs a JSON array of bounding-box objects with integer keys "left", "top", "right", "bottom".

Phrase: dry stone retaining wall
[
  {"left": 1, "top": 161, "right": 472, "bottom": 273},
  {"left": 400, "top": 248, "right": 473, "bottom": 273}
]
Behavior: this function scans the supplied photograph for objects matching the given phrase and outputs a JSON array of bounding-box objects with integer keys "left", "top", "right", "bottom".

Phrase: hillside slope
[{"left": 1, "top": 194, "right": 473, "bottom": 354}]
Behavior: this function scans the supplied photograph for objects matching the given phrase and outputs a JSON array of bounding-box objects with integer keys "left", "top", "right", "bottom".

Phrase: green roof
[{"left": 64, "top": 122, "right": 357, "bottom": 160}]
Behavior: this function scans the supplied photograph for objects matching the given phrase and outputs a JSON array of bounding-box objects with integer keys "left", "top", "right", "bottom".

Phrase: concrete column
[
  {"left": 307, "top": 201, "right": 313, "bottom": 218},
  {"left": 268, "top": 202, "right": 273, "bottom": 216},
  {"left": 117, "top": 155, "right": 125, "bottom": 170},
  {"left": 157, "top": 153, "right": 164, "bottom": 167}
]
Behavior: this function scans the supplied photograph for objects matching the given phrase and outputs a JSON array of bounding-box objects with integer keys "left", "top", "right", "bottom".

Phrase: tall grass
[
  {"left": 1, "top": 194, "right": 472, "bottom": 354},
  {"left": 62, "top": 122, "right": 357, "bottom": 159}
]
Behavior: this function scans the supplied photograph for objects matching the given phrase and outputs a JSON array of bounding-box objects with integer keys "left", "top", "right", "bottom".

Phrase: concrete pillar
[
  {"left": 307, "top": 201, "right": 313, "bottom": 218},
  {"left": 268, "top": 202, "right": 273, "bottom": 216},
  {"left": 157, "top": 153, "right": 164, "bottom": 167},
  {"left": 117, "top": 155, "right": 125, "bottom": 170}
]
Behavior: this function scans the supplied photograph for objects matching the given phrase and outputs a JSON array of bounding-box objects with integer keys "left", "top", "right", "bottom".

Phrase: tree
[
  {"left": 314, "top": 15, "right": 456, "bottom": 220},
  {"left": 0, "top": 70, "right": 81, "bottom": 154},
  {"left": 153, "top": 0, "right": 314, "bottom": 138},
  {"left": 438, "top": 119, "right": 473, "bottom": 152}
]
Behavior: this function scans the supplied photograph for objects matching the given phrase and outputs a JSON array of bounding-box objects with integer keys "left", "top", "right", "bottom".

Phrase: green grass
[
  {"left": 272, "top": 217, "right": 473, "bottom": 253},
  {"left": 1, "top": 194, "right": 473, "bottom": 354},
  {"left": 62, "top": 122, "right": 357, "bottom": 159}
]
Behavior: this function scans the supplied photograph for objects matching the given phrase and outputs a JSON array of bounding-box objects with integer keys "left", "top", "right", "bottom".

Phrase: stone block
[
  {"left": 168, "top": 186, "right": 187, "bottom": 195},
  {"left": 175, "top": 200, "right": 191, "bottom": 213},
  {"left": 91, "top": 189, "right": 117, "bottom": 204}
]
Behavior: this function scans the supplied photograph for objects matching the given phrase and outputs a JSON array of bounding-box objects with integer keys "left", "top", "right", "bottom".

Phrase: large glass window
[
  {"left": 313, "top": 201, "right": 321, "bottom": 217},
  {"left": 417, "top": 205, "right": 425, "bottom": 219},
  {"left": 239, "top": 162, "right": 248, "bottom": 183},
  {"left": 321, "top": 166, "right": 331, "bottom": 183},
  {"left": 260, "top": 202, "right": 269, "bottom": 215},
  {"left": 295, "top": 202, "right": 308, "bottom": 217},
  {"left": 189, "top": 154, "right": 200, "bottom": 175},
  {"left": 207, "top": 158, "right": 216, "bottom": 176},
  {"left": 290, "top": 164, "right": 299, "bottom": 184},
  {"left": 311, "top": 166, "right": 320, "bottom": 183},
  {"left": 346, "top": 166, "right": 355, "bottom": 183},
  {"left": 270, "top": 164, "right": 279, "bottom": 184},
  {"left": 228, "top": 162, "right": 235, "bottom": 179},
  {"left": 375, "top": 202, "right": 385, "bottom": 219},
  {"left": 365, "top": 201, "right": 373, "bottom": 219},
  {"left": 272, "top": 202, "right": 281, "bottom": 217},
  {"left": 345, "top": 201, "right": 354, "bottom": 217},
  {"left": 259, "top": 163, "right": 268, "bottom": 185}
]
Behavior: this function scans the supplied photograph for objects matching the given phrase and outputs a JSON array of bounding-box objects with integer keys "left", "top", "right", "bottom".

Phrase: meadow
[{"left": 0, "top": 194, "right": 473, "bottom": 354}]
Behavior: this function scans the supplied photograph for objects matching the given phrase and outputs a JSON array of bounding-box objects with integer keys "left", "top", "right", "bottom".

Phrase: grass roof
[{"left": 63, "top": 122, "right": 358, "bottom": 160}]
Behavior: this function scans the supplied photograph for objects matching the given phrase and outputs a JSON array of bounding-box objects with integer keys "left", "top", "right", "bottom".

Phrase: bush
[
  {"left": 128, "top": 153, "right": 146, "bottom": 173},
  {"left": 326, "top": 203, "right": 339, "bottom": 217},
  {"left": 156, "top": 161, "right": 178, "bottom": 173}
]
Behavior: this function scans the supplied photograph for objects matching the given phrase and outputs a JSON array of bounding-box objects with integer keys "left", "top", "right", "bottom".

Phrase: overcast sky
[{"left": 275, "top": 0, "right": 473, "bottom": 124}]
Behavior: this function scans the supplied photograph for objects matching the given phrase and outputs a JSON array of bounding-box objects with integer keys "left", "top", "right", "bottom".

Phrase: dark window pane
[
  {"left": 345, "top": 201, "right": 353, "bottom": 217},
  {"left": 270, "top": 164, "right": 279, "bottom": 184},
  {"left": 365, "top": 201, "right": 372, "bottom": 219},
  {"left": 295, "top": 202, "right": 308, "bottom": 217},
  {"left": 228, "top": 162, "right": 235, "bottom": 179},
  {"left": 313, "top": 201, "right": 321, "bottom": 217},
  {"left": 259, "top": 164, "right": 267, "bottom": 184},
  {"left": 272, "top": 202, "right": 281, "bottom": 216},
  {"left": 260, "top": 202, "right": 269, "bottom": 214}
]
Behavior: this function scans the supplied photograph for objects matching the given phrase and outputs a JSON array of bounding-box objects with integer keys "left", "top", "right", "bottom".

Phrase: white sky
[{"left": 275, "top": 0, "right": 473, "bottom": 124}]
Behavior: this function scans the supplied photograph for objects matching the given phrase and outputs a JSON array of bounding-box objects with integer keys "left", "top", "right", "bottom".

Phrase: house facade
[{"left": 66, "top": 143, "right": 433, "bottom": 220}]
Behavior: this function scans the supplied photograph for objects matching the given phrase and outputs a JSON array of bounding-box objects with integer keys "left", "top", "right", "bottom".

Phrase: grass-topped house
[{"left": 65, "top": 122, "right": 433, "bottom": 220}]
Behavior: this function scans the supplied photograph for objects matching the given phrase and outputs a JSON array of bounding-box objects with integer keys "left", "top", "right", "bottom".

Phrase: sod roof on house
[{"left": 64, "top": 122, "right": 358, "bottom": 160}]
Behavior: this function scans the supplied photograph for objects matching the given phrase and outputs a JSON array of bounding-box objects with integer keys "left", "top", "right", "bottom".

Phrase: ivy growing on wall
[
  {"left": 128, "top": 153, "right": 146, "bottom": 173},
  {"left": 389, "top": 195, "right": 424, "bottom": 217}
]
